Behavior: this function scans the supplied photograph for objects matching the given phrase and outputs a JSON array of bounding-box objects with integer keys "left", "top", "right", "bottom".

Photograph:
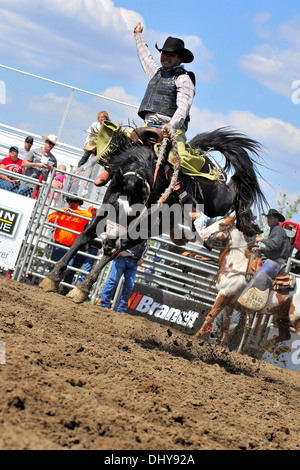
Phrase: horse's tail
[{"left": 189, "top": 127, "right": 268, "bottom": 230}]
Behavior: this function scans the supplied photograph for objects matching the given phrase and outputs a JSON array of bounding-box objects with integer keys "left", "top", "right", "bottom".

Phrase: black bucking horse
[{"left": 40, "top": 126, "right": 267, "bottom": 303}]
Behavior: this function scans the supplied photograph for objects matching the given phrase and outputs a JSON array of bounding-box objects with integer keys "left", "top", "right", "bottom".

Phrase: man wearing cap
[
  {"left": 238, "top": 209, "right": 293, "bottom": 310},
  {"left": 22, "top": 134, "right": 57, "bottom": 186},
  {"left": 133, "top": 23, "right": 219, "bottom": 194},
  {"left": 0, "top": 146, "right": 31, "bottom": 196},
  {"left": 48, "top": 197, "right": 93, "bottom": 294},
  {"left": 18, "top": 136, "right": 34, "bottom": 159}
]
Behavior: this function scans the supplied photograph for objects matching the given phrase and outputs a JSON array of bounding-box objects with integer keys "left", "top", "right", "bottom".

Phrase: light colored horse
[{"left": 195, "top": 215, "right": 300, "bottom": 346}]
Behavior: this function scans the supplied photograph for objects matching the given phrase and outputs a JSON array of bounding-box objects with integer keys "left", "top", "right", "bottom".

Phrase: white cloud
[
  {"left": 100, "top": 86, "right": 140, "bottom": 106},
  {"left": 190, "top": 106, "right": 300, "bottom": 157},
  {"left": 239, "top": 15, "right": 300, "bottom": 98},
  {"left": 188, "top": 105, "right": 300, "bottom": 213},
  {"left": 253, "top": 11, "right": 272, "bottom": 40},
  {"left": 44, "top": 0, "right": 143, "bottom": 35},
  {"left": 0, "top": 1, "right": 217, "bottom": 88}
]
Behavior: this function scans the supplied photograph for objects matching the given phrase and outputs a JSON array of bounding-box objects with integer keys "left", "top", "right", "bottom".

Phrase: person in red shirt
[
  {"left": 48, "top": 197, "right": 93, "bottom": 294},
  {"left": 0, "top": 146, "right": 32, "bottom": 196}
]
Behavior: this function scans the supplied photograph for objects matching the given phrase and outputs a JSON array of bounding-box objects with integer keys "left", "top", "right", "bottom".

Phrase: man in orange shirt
[{"left": 48, "top": 196, "right": 93, "bottom": 294}]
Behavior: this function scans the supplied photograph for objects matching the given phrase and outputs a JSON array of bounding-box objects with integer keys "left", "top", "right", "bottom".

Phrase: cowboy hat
[
  {"left": 155, "top": 37, "right": 194, "bottom": 63},
  {"left": 42, "top": 134, "right": 57, "bottom": 145},
  {"left": 66, "top": 196, "right": 84, "bottom": 205},
  {"left": 262, "top": 209, "right": 285, "bottom": 222}
]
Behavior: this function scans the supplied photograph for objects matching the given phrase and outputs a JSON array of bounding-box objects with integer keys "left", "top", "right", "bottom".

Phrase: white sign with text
[{"left": 0, "top": 189, "right": 35, "bottom": 270}]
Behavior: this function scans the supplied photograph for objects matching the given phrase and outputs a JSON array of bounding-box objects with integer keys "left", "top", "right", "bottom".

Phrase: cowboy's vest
[{"left": 138, "top": 66, "right": 193, "bottom": 130}]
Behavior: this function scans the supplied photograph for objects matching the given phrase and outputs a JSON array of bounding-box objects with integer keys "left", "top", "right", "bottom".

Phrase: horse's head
[
  {"left": 200, "top": 216, "right": 236, "bottom": 249},
  {"left": 101, "top": 145, "right": 154, "bottom": 256}
]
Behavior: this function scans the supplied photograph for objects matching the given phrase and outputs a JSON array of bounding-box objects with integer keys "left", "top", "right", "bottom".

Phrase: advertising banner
[
  {"left": 262, "top": 327, "right": 300, "bottom": 372},
  {"left": 128, "top": 282, "right": 212, "bottom": 335},
  {"left": 0, "top": 190, "right": 35, "bottom": 270}
]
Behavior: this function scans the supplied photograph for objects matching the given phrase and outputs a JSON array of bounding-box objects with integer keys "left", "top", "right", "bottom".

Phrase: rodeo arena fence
[{"left": 0, "top": 64, "right": 300, "bottom": 372}]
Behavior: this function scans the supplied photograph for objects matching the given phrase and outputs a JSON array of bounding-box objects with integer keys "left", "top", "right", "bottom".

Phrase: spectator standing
[
  {"left": 48, "top": 164, "right": 67, "bottom": 207},
  {"left": 22, "top": 134, "right": 57, "bottom": 188},
  {"left": 0, "top": 146, "right": 32, "bottom": 196},
  {"left": 18, "top": 136, "right": 34, "bottom": 159},
  {"left": 77, "top": 111, "right": 110, "bottom": 168},
  {"left": 98, "top": 240, "right": 149, "bottom": 314},
  {"left": 48, "top": 197, "right": 93, "bottom": 294}
]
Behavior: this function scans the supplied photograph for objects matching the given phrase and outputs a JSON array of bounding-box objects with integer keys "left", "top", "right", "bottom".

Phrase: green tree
[
  {"left": 277, "top": 193, "right": 300, "bottom": 220},
  {"left": 259, "top": 193, "right": 300, "bottom": 236}
]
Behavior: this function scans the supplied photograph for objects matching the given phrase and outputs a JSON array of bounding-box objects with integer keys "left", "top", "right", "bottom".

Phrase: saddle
[
  {"left": 238, "top": 257, "right": 296, "bottom": 311},
  {"left": 272, "top": 274, "right": 296, "bottom": 291},
  {"left": 247, "top": 256, "right": 295, "bottom": 290},
  {"left": 131, "top": 127, "right": 164, "bottom": 145}
]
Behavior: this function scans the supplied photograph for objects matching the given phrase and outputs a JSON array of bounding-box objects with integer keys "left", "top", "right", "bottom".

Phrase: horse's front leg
[
  {"left": 66, "top": 252, "right": 118, "bottom": 303},
  {"left": 39, "top": 216, "right": 99, "bottom": 293},
  {"left": 66, "top": 235, "right": 147, "bottom": 303},
  {"left": 195, "top": 294, "right": 233, "bottom": 339}
]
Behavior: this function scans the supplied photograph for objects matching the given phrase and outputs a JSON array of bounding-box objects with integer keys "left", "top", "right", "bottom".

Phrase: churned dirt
[{"left": 0, "top": 275, "right": 299, "bottom": 451}]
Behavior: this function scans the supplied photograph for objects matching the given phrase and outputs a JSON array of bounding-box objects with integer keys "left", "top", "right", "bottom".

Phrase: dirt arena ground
[{"left": 0, "top": 276, "right": 299, "bottom": 451}]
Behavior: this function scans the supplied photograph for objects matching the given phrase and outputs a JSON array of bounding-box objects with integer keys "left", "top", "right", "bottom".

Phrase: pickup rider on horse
[{"left": 238, "top": 208, "right": 293, "bottom": 310}]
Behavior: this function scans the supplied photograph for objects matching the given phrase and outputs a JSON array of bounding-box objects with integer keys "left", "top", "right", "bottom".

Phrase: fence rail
[{"left": 0, "top": 64, "right": 143, "bottom": 152}]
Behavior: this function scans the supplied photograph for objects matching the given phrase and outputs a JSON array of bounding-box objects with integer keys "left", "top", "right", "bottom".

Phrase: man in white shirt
[
  {"left": 22, "top": 134, "right": 57, "bottom": 187},
  {"left": 133, "top": 23, "right": 218, "bottom": 221},
  {"left": 134, "top": 23, "right": 195, "bottom": 136}
]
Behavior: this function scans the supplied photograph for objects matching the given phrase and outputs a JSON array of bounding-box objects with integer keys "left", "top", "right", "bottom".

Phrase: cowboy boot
[
  {"left": 237, "top": 272, "right": 271, "bottom": 311},
  {"left": 238, "top": 260, "right": 282, "bottom": 311}
]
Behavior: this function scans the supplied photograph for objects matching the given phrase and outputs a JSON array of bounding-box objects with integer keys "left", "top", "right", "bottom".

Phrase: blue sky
[{"left": 0, "top": 0, "right": 300, "bottom": 216}]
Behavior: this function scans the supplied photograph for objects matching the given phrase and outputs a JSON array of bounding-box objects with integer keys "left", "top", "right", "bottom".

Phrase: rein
[{"left": 153, "top": 124, "right": 181, "bottom": 206}]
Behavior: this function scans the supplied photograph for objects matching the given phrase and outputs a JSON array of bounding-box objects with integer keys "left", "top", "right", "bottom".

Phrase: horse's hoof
[
  {"left": 39, "top": 276, "right": 59, "bottom": 292},
  {"left": 260, "top": 335, "right": 291, "bottom": 349},
  {"left": 66, "top": 286, "right": 88, "bottom": 304}
]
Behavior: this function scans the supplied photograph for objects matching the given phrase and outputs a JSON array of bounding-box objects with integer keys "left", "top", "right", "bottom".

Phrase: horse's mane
[
  {"left": 224, "top": 212, "right": 262, "bottom": 238},
  {"left": 240, "top": 220, "right": 262, "bottom": 237}
]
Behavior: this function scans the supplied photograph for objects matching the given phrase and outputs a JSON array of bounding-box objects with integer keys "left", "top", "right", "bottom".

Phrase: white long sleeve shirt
[{"left": 135, "top": 33, "right": 195, "bottom": 130}]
